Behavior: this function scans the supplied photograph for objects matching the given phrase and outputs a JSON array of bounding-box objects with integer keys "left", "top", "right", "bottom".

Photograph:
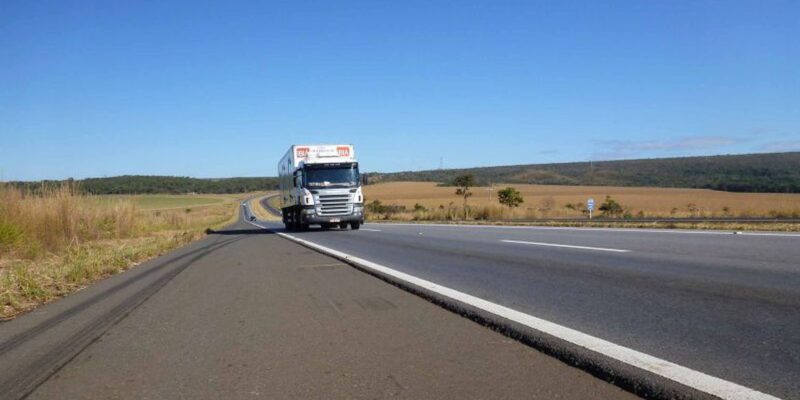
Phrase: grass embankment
[
  {"left": 248, "top": 193, "right": 280, "bottom": 221},
  {"left": 0, "top": 184, "right": 244, "bottom": 320},
  {"left": 363, "top": 182, "right": 800, "bottom": 231}
]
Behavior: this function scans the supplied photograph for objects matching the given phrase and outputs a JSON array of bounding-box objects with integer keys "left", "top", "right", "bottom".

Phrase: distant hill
[
  {"left": 9, "top": 152, "right": 800, "bottom": 194},
  {"left": 365, "top": 152, "right": 800, "bottom": 193},
  {"left": 10, "top": 175, "right": 279, "bottom": 195}
]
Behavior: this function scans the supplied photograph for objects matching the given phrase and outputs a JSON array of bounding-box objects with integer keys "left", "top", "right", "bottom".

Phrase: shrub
[
  {"left": 497, "top": 187, "right": 524, "bottom": 208},
  {"left": 365, "top": 200, "right": 406, "bottom": 219},
  {"left": 599, "top": 196, "right": 624, "bottom": 217}
]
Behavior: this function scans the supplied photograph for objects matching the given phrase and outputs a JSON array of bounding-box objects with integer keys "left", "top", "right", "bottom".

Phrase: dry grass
[
  {"left": 363, "top": 182, "right": 800, "bottom": 220},
  {"left": 248, "top": 193, "right": 280, "bottom": 221},
  {"left": 0, "top": 183, "right": 244, "bottom": 319}
]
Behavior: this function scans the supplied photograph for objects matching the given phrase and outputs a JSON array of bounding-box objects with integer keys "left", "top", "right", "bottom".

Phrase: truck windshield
[{"left": 304, "top": 164, "right": 359, "bottom": 188}]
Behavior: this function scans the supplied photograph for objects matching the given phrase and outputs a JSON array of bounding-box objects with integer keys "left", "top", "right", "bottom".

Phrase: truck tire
[
  {"left": 282, "top": 209, "right": 292, "bottom": 231},
  {"left": 339, "top": 222, "right": 348, "bottom": 229},
  {"left": 293, "top": 208, "right": 304, "bottom": 231},
  {"left": 350, "top": 222, "right": 360, "bottom": 230}
]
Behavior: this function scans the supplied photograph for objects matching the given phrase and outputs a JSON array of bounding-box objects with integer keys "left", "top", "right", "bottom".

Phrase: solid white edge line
[
  {"left": 368, "top": 222, "right": 800, "bottom": 237},
  {"left": 245, "top": 219, "right": 781, "bottom": 400},
  {"left": 359, "top": 228, "right": 382, "bottom": 232},
  {"left": 501, "top": 239, "right": 630, "bottom": 253}
]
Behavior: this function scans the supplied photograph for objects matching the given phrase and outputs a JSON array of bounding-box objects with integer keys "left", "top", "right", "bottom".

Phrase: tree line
[
  {"left": 9, "top": 151, "right": 800, "bottom": 195},
  {"left": 365, "top": 151, "right": 800, "bottom": 193},
  {"left": 8, "top": 175, "right": 279, "bottom": 195}
]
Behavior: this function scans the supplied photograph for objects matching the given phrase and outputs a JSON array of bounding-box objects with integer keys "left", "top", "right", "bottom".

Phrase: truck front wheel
[
  {"left": 350, "top": 222, "right": 360, "bottom": 230},
  {"left": 282, "top": 208, "right": 293, "bottom": 231},
  {"left": 293, "top": 209, "right": 307, "bottom": 231}
]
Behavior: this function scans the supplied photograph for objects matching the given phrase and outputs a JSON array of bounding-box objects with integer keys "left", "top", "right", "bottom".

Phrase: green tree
[
  {"left": 453, "top": 174, "right": 475, "bottom": 219},
  {"left": 599, "top": 195, "right": 624, "bottom": 217},
  {"left": 497, "top": 187, "right": 524, "bottom": 209}
]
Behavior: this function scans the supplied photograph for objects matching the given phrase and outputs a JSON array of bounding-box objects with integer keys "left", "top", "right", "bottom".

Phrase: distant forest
[
  {"left": 7, "top": 152, "right": 800, "bottom": 194},
  {"left": 366, "top": 152, "right": 800, "bottom": 193},
  {"left": 9, "top": 176, "right": 279, "bottom": 195}
]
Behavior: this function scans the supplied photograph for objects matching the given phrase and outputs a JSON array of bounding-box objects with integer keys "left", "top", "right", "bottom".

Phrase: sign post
[{"left": 587, "top": 198, "right": 595, "bottom": 219}]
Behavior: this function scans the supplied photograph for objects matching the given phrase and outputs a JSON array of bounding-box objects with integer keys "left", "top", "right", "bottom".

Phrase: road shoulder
[{"left": 21, "top": 220, "right": 638, "bottom": 399}]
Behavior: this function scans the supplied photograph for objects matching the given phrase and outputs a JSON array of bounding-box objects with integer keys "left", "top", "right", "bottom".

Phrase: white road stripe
[
  {"left": 368, "top": 222, "right": 800, "bottom": 237},
  {"left": 501, "top": 239, "right": 630, "bottom": 252},
  {"left": 246, "top": 218, "right": 780, "bottom": 400},
  {"left": 359, "top": 228, "right": 382, "bottom": 232}
]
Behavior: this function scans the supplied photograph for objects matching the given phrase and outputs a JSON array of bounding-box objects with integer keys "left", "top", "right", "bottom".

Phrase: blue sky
[{"left": 1, "top": 0, "right": 798, "bottom": 180}]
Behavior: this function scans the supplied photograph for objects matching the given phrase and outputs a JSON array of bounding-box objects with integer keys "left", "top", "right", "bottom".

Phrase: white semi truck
[{"left": 278, "top": 144, "right": 364, "bottom": 231}]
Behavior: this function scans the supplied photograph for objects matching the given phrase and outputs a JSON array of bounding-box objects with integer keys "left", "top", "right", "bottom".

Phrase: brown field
[{"left": 363, "top": 182, "right": 800, "bottom": 219}]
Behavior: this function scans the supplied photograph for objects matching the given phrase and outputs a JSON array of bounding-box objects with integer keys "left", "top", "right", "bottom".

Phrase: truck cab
[{"left": 279, "top": 145, "right": 364, "bottom": 231}]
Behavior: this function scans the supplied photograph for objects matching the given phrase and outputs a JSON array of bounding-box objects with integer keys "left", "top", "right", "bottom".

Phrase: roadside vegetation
[
  {"left": 362, "top": 181, "right": 800, "bottom": 230},
  {"left": 0, "top": 183, "right": 244, "bottom": 319}
]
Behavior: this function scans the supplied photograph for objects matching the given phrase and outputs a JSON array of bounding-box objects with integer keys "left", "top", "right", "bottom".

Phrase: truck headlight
[
  {"left": 354, "top": 187, "right": 363, "bottom": 203},
  {"left": 301, "top": 189, "right": 315, "bottom": 205}
]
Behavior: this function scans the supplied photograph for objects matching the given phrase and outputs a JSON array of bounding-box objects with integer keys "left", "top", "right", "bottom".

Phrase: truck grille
[{"left": 317, "top": 194, "right": 352, "bottom": 216}]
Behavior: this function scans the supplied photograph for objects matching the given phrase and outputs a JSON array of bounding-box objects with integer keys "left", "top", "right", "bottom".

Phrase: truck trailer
[{"left": 278, "top": 144, "right": 364, "bottom": 231}]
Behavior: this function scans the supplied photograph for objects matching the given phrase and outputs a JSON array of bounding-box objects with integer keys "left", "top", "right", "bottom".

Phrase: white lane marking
[
  {"left": 501, "top": 239, "right": 630, "bottom": 253},
  {"left": 735, "top": 232, "right": 800, "bottom": 237},
  {"left": 359, "top": 228, "right": 382, "bottom": 232},
  {"left": 246, "top": 218, "right": 780, "bottom": 400},
  {"left": 368, "top": 222, "right": 800, "bottom": 237}
]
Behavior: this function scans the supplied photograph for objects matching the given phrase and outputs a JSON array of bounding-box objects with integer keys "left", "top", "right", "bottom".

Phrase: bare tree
[{"left": 453, "top": 174, "right": 475, "bottom": 219}]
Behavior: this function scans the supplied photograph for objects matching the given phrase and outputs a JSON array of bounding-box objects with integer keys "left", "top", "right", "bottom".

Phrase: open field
[
  {"left": 130, "top": 195, "right": 225, "bottom": 210},
  {"left": 363, "top": 181, "right": 800, "bottom": 219},
  {"left": 0, "top": 185, "right": 248, "bottom": 319}
]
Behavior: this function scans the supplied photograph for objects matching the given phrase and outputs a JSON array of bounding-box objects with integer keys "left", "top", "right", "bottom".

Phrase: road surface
[
  {"left": 0, "top": 210, "right": 636, "bottom": 399},
  {"left": 254, "top": 203, "right": 800, "bottom": 399}
]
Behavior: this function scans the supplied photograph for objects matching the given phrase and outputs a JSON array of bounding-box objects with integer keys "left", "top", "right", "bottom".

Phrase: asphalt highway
[
  {"left": 253, "top": 215, "right": 800, "bottom": 399},
  {"left": 0, "top": 211, "right": 636, "bottom": 399}
]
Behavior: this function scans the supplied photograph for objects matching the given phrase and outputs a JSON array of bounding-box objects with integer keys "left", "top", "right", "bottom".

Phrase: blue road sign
[{"left": 587, "top": 198, "right": 595, "bottom": 211}]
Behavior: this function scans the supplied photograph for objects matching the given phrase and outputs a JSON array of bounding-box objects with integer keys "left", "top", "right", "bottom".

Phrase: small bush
[
  {"left": 497, "top": 187, "right": 524, "bottom": 208},
  {"left": 599, "top": 196, "right": 625, "bottom": 218}
]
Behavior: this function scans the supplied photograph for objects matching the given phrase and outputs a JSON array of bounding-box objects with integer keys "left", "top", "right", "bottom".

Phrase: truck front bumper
[
  {"left": 300, "top": 206, "right": 363, "bottom": 224},
  {"left": 302, "top": 214, "right": 363, "bottom": 224}
]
